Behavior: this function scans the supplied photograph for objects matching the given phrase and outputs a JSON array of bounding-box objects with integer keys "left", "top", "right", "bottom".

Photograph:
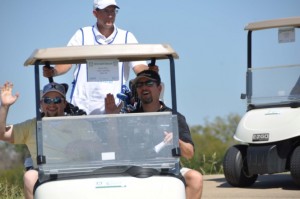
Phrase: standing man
[
  {"left": 43, "top": 0, "right": 148, "bottom": 115},
  {"left": 105, "top": 70, "right": 203, "bottom": 199}
]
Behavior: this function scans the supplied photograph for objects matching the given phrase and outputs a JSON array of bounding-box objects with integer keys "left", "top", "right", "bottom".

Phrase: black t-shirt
[{"left": 131, "top": 101, "right": 194, "bottom": 146}]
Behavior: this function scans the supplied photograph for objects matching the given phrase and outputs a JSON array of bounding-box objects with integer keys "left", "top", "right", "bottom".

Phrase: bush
[{"left": 181, "top": 113, "right": 241, "bottom": 175}]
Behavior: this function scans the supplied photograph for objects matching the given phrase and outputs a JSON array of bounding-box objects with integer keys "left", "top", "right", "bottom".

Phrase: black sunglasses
[
  {"left": 42, "top": 97, "right": 64, "bottom": 104},
  {"left": 135, "top": 80, "right": 157, "bottom": 88}
]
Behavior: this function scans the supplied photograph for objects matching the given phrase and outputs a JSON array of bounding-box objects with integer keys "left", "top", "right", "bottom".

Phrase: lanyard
[{"left": 92, "top": 25, "right": 118, "bottom": 45}]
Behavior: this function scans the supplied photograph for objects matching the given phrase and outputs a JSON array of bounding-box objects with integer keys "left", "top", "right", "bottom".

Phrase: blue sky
[{"left": 0, "top": 0, "right": 299, "bottom": 126}]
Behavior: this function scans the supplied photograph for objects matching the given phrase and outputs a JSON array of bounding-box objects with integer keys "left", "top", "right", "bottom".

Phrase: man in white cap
[
  {"left": 0, "top": 82, "right": 98, "bottom": 199},
  {"left": 43, "top": 0, "right": 148, "bottom": 115},
  {"left": 0, "top": 81, "right": 67, "bottom": 199}
]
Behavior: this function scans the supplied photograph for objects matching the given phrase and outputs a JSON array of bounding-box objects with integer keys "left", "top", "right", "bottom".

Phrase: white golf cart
[
  {"left": 223, "top": 17, "right": 300, "bottom": 187},
  {"left": 24, "top": 44, "right": 186, "bottom": 198}
]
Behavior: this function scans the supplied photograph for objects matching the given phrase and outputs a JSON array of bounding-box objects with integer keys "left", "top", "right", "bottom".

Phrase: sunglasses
[
  {"left": 135, "top": 80, "right": 157, "bottom": 88},
  {"left": 42, "top": 97, "right": 64, "bottom": 104}
]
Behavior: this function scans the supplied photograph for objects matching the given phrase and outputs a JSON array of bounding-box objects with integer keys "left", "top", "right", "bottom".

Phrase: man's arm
[
  {"left": 44, "top": 61, "right": 147, "bottom": 78},
  {"left": 179, "top": 139, "right": 194, "bottom": 159},
  {"left": 43, "top": 64, "right": 72, "bottom": 77},
  {"left": 176, "top": 113, "right": 195, "bottom": 159},
  {"left": 0, "top": 82, "right": 18, "bottom": 143},
  {"left": 0, "top": 106, "right": 14, "bottom": 143},
  {"left": 133, "top": 64, "right": 148, "bottom": 74}
]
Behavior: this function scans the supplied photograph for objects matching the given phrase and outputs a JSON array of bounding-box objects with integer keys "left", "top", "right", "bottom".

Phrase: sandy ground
[{"left": 202, "top": 173, "right": 300, "bottom": 199}]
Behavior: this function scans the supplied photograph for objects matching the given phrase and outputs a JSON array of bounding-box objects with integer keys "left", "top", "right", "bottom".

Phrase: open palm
[{"left": 0, "top": 82, "right": 19, "bottom": 106}]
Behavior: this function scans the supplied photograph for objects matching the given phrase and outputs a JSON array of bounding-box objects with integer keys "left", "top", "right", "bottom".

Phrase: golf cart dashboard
[{"left": 247, "top": 101, "right": 300, "bottom": 111}]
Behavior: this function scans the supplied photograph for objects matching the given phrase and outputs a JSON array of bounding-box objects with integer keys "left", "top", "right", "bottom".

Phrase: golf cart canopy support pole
[
  {"left": 246, "top": 30, "right": 253, "bottom": 103},
  {"left": 34, "top": 60, "right": 42, "bottom": 122},
  {"left": 168, "top": 55, "right": 177, "bottom": 114},
  {"left": 34, "top": 60, "right": 45, "bottom": 164}
]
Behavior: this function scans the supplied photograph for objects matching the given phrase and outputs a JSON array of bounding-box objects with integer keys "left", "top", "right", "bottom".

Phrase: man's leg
[
  {"left": 23, "top": 170, "right": 38, "bottom": 199},
  {"left": 181, "top": 168, "right": 203, "bottom": 199}
]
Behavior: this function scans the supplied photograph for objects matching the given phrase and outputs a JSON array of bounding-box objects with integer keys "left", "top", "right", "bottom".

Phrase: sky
[{"left": 0, "top": 0, "right": 299, "bottom": 127}]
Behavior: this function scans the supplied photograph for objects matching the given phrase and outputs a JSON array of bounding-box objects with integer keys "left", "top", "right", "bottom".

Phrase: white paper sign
[
  {"left": 278, "top": 27, "right": 295, "bottom": 43},
  {"left": 101, "top": 152, "right": 116, "bottom": 160},
  {"left": 87, "top": 59, "right": 119, "bottom": 82}
]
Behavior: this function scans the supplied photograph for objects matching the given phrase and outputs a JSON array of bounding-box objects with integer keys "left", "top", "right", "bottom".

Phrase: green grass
[
  {"left": 0, "top": 166, "right": 24, "bottom": 199},
  {"left": 0, "top": 179, "right": 24, "bottom": 199},
  {"left": 181, "top": 152, "right": 224, "bottom": 175}
]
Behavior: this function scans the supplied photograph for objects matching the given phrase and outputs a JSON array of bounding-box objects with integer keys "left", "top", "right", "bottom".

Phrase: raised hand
[
  {"left": 43, "top": 65, "right": 55, "bottom": 78},
  {"left": 104, "top": 93, "right": 122, "bottom": 114},
  {"left": 0, "top": 82, "right": 19, "bottom": 107}
]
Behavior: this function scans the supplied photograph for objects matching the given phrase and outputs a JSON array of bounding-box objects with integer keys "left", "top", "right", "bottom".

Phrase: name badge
[
  {"left": 87, "top": 59, "right": 119, "bottom": 82},
  {"left": 278, "top": 27, "right": 295, "bottom": 43}
]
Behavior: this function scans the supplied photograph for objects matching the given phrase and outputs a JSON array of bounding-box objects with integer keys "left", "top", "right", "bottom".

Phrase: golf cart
[
  {"left": 223, "top": 17, "right": 300, "bottom": 187},
  {"left": 24, "top": 44, "right": 186, "bottom": 198}
]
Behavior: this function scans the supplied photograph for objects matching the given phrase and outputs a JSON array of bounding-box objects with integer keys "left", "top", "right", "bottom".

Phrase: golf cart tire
[
  {"left": 290, "top": 145, "right": 300, "bottom": 186},
  {"left": 223, "top": 145, "right": 258, "bottom": 187}
]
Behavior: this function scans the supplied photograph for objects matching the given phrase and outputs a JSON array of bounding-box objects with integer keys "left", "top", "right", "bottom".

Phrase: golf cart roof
[
  {"left": 24, "top": 44, "right": 179, "bottom": 66},
  {"left": 245, "top": 16, "right": 300, "bottom": 31}
]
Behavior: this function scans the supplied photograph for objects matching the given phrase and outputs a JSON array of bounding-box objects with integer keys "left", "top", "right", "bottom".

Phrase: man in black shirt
[{"left": 105, "top": 70, "right": 203, "bottom": 199}]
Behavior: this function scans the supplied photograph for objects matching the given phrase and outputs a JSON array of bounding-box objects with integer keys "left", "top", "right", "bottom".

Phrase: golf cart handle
[
  {"left": 148, "top": 58, "right": 156, "bottom": 67},
  {"left": 45, "top": 61, "right": 53, "bottom": 83}
]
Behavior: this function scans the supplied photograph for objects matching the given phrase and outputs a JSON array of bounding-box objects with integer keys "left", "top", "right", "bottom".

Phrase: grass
[
  {"left": 181, "top": 152, "right": 224, "bottom": 176},
  {"left": 0, "top": 179, "right": 24, "bottom": 199},
  {"left": 0, "top": 166, "right": 24, "bottom": 199}
]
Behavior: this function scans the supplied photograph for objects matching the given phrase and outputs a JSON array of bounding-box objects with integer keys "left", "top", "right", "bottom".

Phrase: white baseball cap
[
  {"left": 93, "top": 0, "right": 120, "bottom": 10},
  {"left": 42, "top": 82, "right": 66, "bottom": 98}
]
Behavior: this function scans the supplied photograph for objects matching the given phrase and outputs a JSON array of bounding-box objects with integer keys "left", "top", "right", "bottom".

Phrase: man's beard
[{"left": 141, "top": 96, "right": 153, "bottom": 104}]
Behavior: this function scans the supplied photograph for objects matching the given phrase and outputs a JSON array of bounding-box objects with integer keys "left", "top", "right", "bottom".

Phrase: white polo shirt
[{"left": 67, "top": 24, "right": 146, "bottom": 115}]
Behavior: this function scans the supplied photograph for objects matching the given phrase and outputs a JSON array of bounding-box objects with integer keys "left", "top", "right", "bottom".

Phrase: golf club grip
[{"left": 45, "top": 61, "right": 54, "bottom": 83}]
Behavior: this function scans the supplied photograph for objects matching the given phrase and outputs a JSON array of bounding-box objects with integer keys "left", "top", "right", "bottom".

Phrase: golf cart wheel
[
  {"left": 223, "top": 145, "right": 258, "bottom": 187},
  {"left": 290, "top": 145, "right": 300, "bottom": 186}
]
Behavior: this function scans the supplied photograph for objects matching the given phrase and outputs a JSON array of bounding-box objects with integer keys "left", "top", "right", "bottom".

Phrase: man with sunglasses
[
  {"left": 0, "top": 81, "right": 67, "bottom": 199},
  {"left": 105, "top": 70, "right": 203, "bottom": 199},
  {"left": 43, "top": 0, "right": 148, "bottom": 115}
]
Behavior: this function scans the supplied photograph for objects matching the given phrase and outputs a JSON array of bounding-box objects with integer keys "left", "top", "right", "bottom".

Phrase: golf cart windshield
[
  {"left": 37, "top": 112, "right": 180, "bottom": 182},
  {"left": 244, "top": 17, "right": 300, "bottom": 108},
  {"left": 248, "top": 64, "right": 300, "bottom": 105}
]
